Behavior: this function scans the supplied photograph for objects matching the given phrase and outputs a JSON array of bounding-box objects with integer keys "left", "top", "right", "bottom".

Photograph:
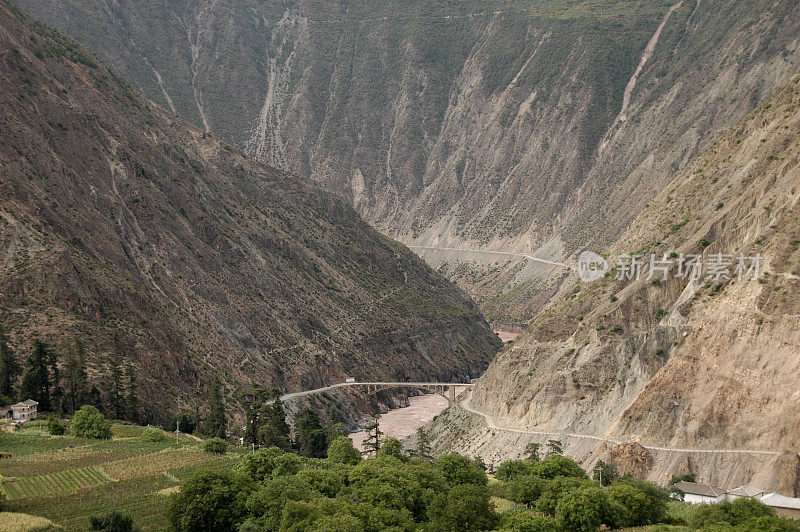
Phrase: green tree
[
  {"left": 62, "top": 339, "right": 88, "bottom": 414},
  {"left": 20, "top": 340, "right": 52, "bottom": 411},
  {"left": 435, "top": 453, "right": 488, "bottom": 486},
  {"left": 525, "top": 442, "right": 542, "bottom": 462},
  {"left": 296, "top": 467, "right": 347, "bottom": 498},
  {"left": 327, "top": 435, "right": 362, "bottom": 465},
  {"left": 495, "top": 459, "right": 536, "bottom": 481},
  {"left": 294, "top": 408, "right": 327, "bottom": 458},
  {"left": 348, "top": 456, "right": 430, "bottom": 517},
  {"left": 239, "top": 385, "right": 268, "bottom": 448},
  {"left": 89, "top": 510, "right": 135, "bottom": 531},
  {"left": 669, "top": 472, "right": 696, "bottom": 485},
  {"left": 166, "top": 470, "right": 255, "bottom": 532},
  {"left": 323, "top": 406, "right": 347, "bottom": 444},
  {"left": 616, "top": 476, "right": 670, "bottom": 525},
  {"left": 170, "top": 412, "right": 198, "bottom": 434},
  {"left": 501, "top": 512, "right": 560, "bottom": 532},
  {"left": 235, "top": 446, "right": 286, "bottom": 482},
  {"left": 592, "top": 460, "right": 616, "bottom": 486},
  {"left": 535, "top": 476, "right": 587, "bottom": 515},
  {"left": 49, "top": 347, "right": 63, "bottom": 415},
  {"left": 87, "top": 385, "right": 102, "bottom": 409},
  {"left": 106, "top": 361, "right": 124, "bottom": 419},
  {"left": 506, "top": 474, "right": 548, "bottom": 507},
  {"left": 0, "top": 326, "right": 20, "bottom": 400},
  {"left": 261, "top": 391, "right": 291, "bottom": 451},
  {"left": 690, "top": 497, "right": 778, "bottom": 529},
  {"left": 362, "top": 414, "right": 382, "bottom": 457},
  {"left": 47, "top": 414, "right": 66, "bottom": 435},
  {"left": 140, "top": 428, "right": 169, "bottom": 442},
  {"left": 377, "top": 437, "right": 405, "bottom": 460},
  {"left": 546, "top": 439, "right": 563, "bottom": 456},
  {"left": 606, "top": 483, "right": 650, "bottom": 527},
  {"left": 123, "top": 363, "right": 139, "bottom": 423},
  {"left": 245, "top": 476, "right": 313, "bottom": 531},
  {"left": 412, "top": 427, "right": 432, "bottom": 460},
  {"left": 532, "top": 455, "right": 588, "bottom": 480},
  {"left": 71, "top": 405, "right": 112, "bottom": 439},
  {"left": 205, "top": 378, "right": 227, "bottom": 439},
  {"left": 203, "top": 438, "right": 228, "bottom": 454},
  {"left": 555, "top": 486, "right": 626, "bottom": 531},
  {"left": 428, "top": 484, "right": 498, "bottom": 531}
]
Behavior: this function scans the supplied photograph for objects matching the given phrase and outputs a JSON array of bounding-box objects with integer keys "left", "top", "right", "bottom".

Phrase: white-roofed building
[
  {"left": 726, "top": 484, "right": 766, "bottom": 500},
  {"left": 760, "top": 493, "right": 800, "bottom": 519},
  {"left": 673, "top": 481, "right": 727, "bottom": 504}
]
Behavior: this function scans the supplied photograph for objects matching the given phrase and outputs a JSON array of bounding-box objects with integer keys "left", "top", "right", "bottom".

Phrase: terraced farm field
[
  {"left": 0, "top": 421, "right": 240, "bottom": 530},
  {"left": 1, "top": 466, "right": 110, "bottom": 500}
]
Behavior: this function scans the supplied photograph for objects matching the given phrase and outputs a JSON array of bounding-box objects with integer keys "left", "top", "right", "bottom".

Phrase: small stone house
[{"left": 2, "top": 399, "right": 39, "bottom": 422}]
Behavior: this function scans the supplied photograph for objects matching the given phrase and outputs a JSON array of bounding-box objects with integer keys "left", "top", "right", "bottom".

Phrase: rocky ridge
[
  {"left": 13, "top": 0, "right": 800, "bottom": 325},
  {"left": 0, "top": 2, "right": 501, "bottom": 422},
  {"left": 427, "top": 73, "right": 800, "bottom": 493}
]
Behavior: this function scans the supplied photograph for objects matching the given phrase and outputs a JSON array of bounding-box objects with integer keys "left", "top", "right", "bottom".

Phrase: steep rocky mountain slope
[
  {"left": 427, "top": 74, "right": 800, "bottom": 493},
  {"left": 0, "top": 2, "right": 500, "bottom": 422},
  {"left": 12, "top": 0, "right": 800, "bottom": 326}
]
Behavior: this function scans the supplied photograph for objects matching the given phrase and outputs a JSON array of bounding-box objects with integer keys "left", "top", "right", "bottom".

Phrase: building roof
[
  {"left": 674, "top": 481, "right": 726, "bottom": 498},
  {"left": 761, "top": 493, "right": 800, "bottom": 510},
  {"left": 11, "top": 399, "right": 38, "bottom": 408},
  {"left": 727, "top": 484, "right": 766, "bottom": 498}
]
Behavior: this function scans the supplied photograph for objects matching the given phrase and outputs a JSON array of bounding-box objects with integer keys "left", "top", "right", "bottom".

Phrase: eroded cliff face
[
  {"left": 14, "top": 0, "right": 800, "bottom": 325},
  {"left": 0, "top": 3, "right": 500, "bottom": 422},
  {"left": 427, "top": 74, "right": 800, "bottom": 491}
]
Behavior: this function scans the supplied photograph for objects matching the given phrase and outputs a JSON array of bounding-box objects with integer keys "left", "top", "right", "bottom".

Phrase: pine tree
[
  {"left": 323, "top": 406, "right": 347, "bottom": 445},
  {"left": 124, "top": 363, "right": 139, "bottom": 423},
  {"left": 525, "top": 442, "right": 541, "bottom": 462},
  {"left": 261, "top": 390, "right": 291, "bottom": 451},
  {"left": 87, "top": 385, "right": 102, "bottom": 408},
  {"left": 205, "top": 378, "right": 227, "bottom": 439},
  {"left": 49, "top": 348, "right": 63, "bottom": 415},
  {"left": 239, "top": 385, "right": 268, "bottom": 448},
  {"left": 107, "top": 361, "right": 124, "bottom": 419},
  {"left": 62, "top": 339, "right": 88, "bottom": 414},
  {"left": 0, "top": 326, "right": 20, "bottom": 400},
  {"left": 363, "top": 414, "right": 382, "bottom": 457},
  {"left": 20, "top": 340, "right": 52, "bottom": 411},
  {"left": 546, "top": 439, "right": 563, "bottom": 456},
  {"left": 294, "top": 408, "right": 327, "bottom": 458},
  {"left": 413, "top": 427, "right": 432, "bottom": 460}
]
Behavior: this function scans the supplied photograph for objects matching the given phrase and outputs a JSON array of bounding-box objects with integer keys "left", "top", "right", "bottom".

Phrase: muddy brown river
[{"left": 349, "top": 392, "right": 451, "bottom": 451}]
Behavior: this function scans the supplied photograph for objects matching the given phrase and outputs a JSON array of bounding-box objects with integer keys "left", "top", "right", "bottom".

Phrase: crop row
[
  {"left": 0, "top": 466, "right": 110, "bottom": 500},
  {"left": 101, "top": 448, "right": 215, "bottom": 480}
]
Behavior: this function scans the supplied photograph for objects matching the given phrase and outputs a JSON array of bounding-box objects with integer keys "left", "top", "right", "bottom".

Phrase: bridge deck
[{"left": 278, "top": 382, "right": 471, "bottom": 402}]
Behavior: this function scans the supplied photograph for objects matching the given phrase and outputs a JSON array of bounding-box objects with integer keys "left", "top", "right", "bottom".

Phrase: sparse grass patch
[{"left": 0, "top": 511, "right": 58, "bottom": 531}]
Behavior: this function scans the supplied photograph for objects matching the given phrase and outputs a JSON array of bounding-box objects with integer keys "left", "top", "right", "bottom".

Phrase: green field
[{"left": 0, "top": 421, "right": 240, "bottom": 530}]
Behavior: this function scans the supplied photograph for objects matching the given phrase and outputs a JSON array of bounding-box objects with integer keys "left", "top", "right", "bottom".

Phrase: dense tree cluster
[
  {"left": 167, "top": 436, "right": 799, "bottom": 532},
  {"left": 0, "top": 332, "right": 139, "bottom": 422},
  {"left": 167, "top": 439, "right": 497, "bottom": 532},
  {"left": 236, "top": 385, "right": 351, "bottom": 459}
]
